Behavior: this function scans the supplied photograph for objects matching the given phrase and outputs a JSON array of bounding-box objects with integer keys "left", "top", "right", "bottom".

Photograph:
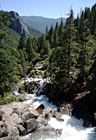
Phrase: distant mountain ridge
[{"left": 21, "top": 16, "right": 66, "bottom": 33}]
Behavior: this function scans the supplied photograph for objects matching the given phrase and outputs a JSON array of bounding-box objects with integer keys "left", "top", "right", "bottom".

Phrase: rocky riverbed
[
  {"left": 0, "top": 60, "right": 96, "bottom": 140},
  {"left": 0, "top": 102, "right": 63, "bottom": 140}
]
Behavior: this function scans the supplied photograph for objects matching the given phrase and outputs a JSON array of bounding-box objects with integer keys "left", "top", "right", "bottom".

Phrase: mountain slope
[
  {"left": 27, "top": 25, "right": 42, "bottom": 38},
  {"left": 21, "top": 16, "right": 66, "bottom": 33},
  {"left": 6, "top": 26, "right": 20, "bottom": 48},
  {"left": 9, "top": 11, "right": 30, "bottom": 38}
]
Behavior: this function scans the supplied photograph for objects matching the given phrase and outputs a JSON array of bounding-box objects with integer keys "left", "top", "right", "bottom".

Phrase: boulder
[
  {"left": 52, "top": 110, "right": 64, "bottom": 121},
  {"left": 31, "top": 126, "right": 62, "bottom": 140},
  {"left": 24, "top": 118, "right": 38, "bottom": 134},
  {"left": 0, "top": 121, "right": 8, "bottom": 138},
  {"left": 12, "top": 103, "right": 29, "bottom": 116},
  {"left": 43, "top": 108, "right": 53, "bottom": 121},
  {"left": 36, "top": 116, "right": 48, "bottom": 127},
  {"left": 28, "top": 107, "right": 39, "bottom": 117},
  {"left": 58, "top": 103, "right": 72, "bottom": 115},
  {"left": 36, "top": 104, "right": 45, "bottom": 114},
  {"left": 18, "top": 125, "right": 26, "bottom": 136},
  {"left": 0, "top": 102, "right": 39, "bottom": 135},
  {"left": 8, "top": 127, "right": 19, "bottom": 140},
  {"left": 22, "top": 111, "right": 36, "bottom": 123}
]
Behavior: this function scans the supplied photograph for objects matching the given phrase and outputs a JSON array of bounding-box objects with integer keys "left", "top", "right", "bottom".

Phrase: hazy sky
[{"left": 0, "top": 0, "right": 96, "bottom": 18}]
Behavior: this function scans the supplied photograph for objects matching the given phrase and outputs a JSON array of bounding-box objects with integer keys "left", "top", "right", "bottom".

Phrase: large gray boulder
[
  {"left": 24, "top": 118, "right": 38, "bottom": 134},
  {"left": 9, "top": 11, "right": 30, "bottom": 38},
  {"left": 0, "top": 102, "right": 39, "bottom": 137},
  {"left": 18, "top": 125, "right": 26, "bottom": 136}
]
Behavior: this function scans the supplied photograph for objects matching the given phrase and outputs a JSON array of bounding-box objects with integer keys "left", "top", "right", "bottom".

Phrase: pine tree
[
  {"left": 0, "top": 48, "right": 19, "bottom": 96},
  {"left": 62, "top": 9, "right": 77, "bottom": 78},
  {"left": 48, "top": 25, "right": 54, "bottom": 48},
  {"left": 19, "top": 49, "right": 26, "bottom": 77},
  {"left": 77, "top": 18, "right": 94, "bottom": 77},
  {"left": 18, "top": 34, "right": 26, "bottom": 50},
  {"left": 26, "top": 38, "right": 35, "bottom": 62},
  {"left": 46, "top": 26, "right": 48, "bottom": 34},
  {"left": 53, "top": 31, "right": 59, "bottom": 47}
]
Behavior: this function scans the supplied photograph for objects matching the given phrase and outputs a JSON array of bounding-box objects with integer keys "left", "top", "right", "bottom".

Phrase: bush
[
  {"left": 0, "top": 94, "right": 18, "bottom": 105},
  {"left": 30, "top": 70, "right": 36, "bottom": 78}
]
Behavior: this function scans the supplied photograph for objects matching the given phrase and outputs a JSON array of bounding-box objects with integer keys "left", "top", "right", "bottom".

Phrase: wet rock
[
  {"left": 32, "top": 126, "right": 62, "bottom": 139},
  {"left": 0, "top": 121, "right": 8, "bottom": 138},
  {"left": 18, "top": 125, "right": 26, "bottom": 136},
  {"left": 58, "top": 103, "right": 72, "bottom": 115},
  {"left": 36, "top": 104, "right": 45, "bottom": 114},
  {"left": 24, "top": 118, "right": 38, "bottom": 134},
  {"left": 43, "top": 108, "right": 53, "bottom": 120},
  {"left": 53, "top": 110, "right": 64, "bottom": 121},
  {"left": 36, "top": 116, "right": 48, "bottom": 127}
]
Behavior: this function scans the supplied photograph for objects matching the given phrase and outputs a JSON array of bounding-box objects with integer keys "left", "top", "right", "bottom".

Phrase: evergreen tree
[
  {"left": 46, "top": 26, "right": 48, "bottom": 34},
  {"left": 49, "top": 46, "right": 69, "bottom": 87},
  {"left": 77, "top": 18, "right": 94, "bottom": 77},
  {"left": 53, "top": 31, "right": 59, "bottom": 47},
  {"left": 19, "top": 49, "right": 26, "bottom": 77},
  {"left": 26, "top": 37, "right": 35, "bottom": 62},
  {"left": 58, "top": 18, "right": 64, "bottom": 45},
  {"left": 54, "top": 22, "right": 59, "bottom": 33},
  {"left": 18, "top": 34, "right": 26, "bottom": 50},
  {"left": 62, "top": 9, "right": 77, "bottom": 78},
  {"left": 0, "top": 48, "right": 19, "bottom": 96},
  {"left": 48, "top": 25, "right": 54, "bottom": 47}
]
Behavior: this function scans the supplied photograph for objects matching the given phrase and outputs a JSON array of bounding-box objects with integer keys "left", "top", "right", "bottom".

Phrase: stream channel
[{"left": 14, "top": 77, "right": 96, "bottom": 140}]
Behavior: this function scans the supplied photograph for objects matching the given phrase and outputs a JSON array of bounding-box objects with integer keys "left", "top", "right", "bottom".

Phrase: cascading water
[
  {"left": 48, "top": 115, "right": 96, "bottom": 140},
  {"left": 15, "top": 77, "right": 96, "bottom": 140}
]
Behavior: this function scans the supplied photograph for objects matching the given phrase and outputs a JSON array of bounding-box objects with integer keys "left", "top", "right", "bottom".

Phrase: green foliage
[
  {"left": 0, "top": 47, "right": 19, "bottom": 96},
  {"left": 0, "top": 94, "right": 18, "bottom": 105},
  {"left": 38, "top": 35, "right": 50, "bottom": 58},
  {"left": 0, "top": 111, "right": 4, "bottom": 115},
  {"left": 17, "top": 94, "right": 24, "bottom": 101},
  {"left": 27, "top": 26, "right": 42, "bottom": 38},
  {"left": 48, "top": 46, "right": 70, "bottom": 87},
  {"left": 18, "top": 34, "right": 26, "bottom": 50},
  {"left": 26, "top": 37, "right": 35, "bottom": 62},
  {"left": 30, "top": 70, "right": 36, "bottom": 78}
]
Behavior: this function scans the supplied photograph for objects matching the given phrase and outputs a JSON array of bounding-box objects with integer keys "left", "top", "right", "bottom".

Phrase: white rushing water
[{"left": 18, "top": 77, "right": 96, "bottom": 140}]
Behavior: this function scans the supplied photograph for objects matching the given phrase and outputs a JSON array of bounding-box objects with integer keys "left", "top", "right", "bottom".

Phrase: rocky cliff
[{"left": 9, "top": 11, "right": 30, "bottom": 38}]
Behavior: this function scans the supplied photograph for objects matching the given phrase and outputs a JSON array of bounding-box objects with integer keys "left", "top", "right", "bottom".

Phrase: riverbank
[{"left": 0, "top": 60, "right": 96, "bottom": 140}]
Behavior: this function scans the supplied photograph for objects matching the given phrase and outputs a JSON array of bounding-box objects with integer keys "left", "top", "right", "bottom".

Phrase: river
[{"left": 14, "top": 77, "right": 96, "bottom": 140}]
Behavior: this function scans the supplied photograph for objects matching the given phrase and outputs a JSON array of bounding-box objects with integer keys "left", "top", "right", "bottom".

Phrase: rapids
[{"left": 15, "top": 77, "right": 96, "bottom": 140}]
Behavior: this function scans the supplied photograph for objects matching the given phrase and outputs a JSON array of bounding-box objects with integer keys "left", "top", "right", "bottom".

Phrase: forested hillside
[{"left": 0, "top": 3, "right": 96, "bottom": 126}]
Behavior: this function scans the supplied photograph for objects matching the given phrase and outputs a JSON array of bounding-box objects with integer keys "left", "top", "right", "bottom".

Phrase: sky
[{"left": 0, "top": 0, "right": 96, "bottom": 18}]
